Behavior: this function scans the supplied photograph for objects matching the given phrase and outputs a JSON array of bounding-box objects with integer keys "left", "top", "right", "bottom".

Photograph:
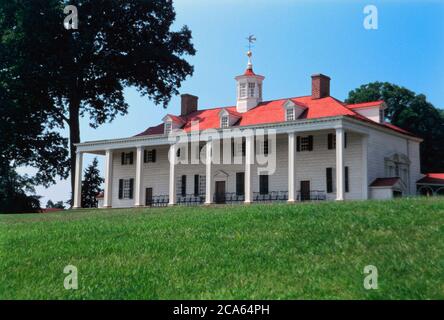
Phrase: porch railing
[
  {"left": 148, "top": 195, "right": 169, "bottom": 207},
  {"left": 177, "top": 194, "right": 205, "bottom": 206},
  {"left": 146, "top": 190, "right": 327, "bottom": 207},
  {"left": 253, "top": 191, "right": 289, "bottom": 202},
  {"left": 297, "top": 190, "right": 327, "bottom": 201}
]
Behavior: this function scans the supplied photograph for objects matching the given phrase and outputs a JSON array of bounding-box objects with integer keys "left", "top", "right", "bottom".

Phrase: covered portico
[{"left": 73, "top": 116, "right": 370, "bottom": 209}]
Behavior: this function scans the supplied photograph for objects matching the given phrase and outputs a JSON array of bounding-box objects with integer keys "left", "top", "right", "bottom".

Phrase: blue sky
[{"left": 29, "top": 0, "right": 444, "bottom": 205}]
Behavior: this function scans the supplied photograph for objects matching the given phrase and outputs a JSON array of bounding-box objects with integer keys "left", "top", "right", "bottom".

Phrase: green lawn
[{"left": 1, "top": 197, "right": 443, "bottom": 299}]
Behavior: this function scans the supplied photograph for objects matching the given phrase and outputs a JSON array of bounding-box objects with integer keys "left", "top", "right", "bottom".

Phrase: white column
[
  {"left": 168, "top": 144, "right": 177, "bottom": 206},
  {"left": 135, "top": 146, "right": 144, "bottom": 206},
  {"left": 288, "top": 132, "right": 296, "bottom": 202},
  {"left": 361, "top": 135, "right": 369, "bottom": 200},
  {"left": 336, "top": 128, "right": 345, "bottom": 201},
  {"left": 103, "top": 149, "right": 113, "bottom": 208},
  {"left": 205, "top": 140, "right": 213, "bottom": 204},
  {"left": 73, "top": 151, "right": 83, "bottom": 209},
  {"left": 245, "top": 135, "right": 254, "bottom": 204}
]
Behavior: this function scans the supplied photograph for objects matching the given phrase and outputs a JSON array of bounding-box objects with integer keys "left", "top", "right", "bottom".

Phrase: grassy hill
[{"left": 1, "top": 198, "right": 443, "bottom": 299}]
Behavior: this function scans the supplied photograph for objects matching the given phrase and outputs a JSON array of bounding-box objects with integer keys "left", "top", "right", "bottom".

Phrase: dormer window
[
  {"left": 283, "top": 99, "right": 306, "bottom": 121},
  {"left": 286, "top": 108, "right": 295, "bottom": 121},
  {"left": 221, "top": 115, "right": 229, "bottom": 128},
  {"left": 165, "top": 121, "right": 172, "bottom": 135},
  {"left": 219, "top": 108, "right": 240, "bottom": 129}
]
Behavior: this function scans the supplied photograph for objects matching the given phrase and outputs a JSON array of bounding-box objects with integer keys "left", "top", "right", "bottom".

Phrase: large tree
[
  {"left": 0, "top": 0, "right": 195, "bottom": 203},
  {"left": 346, "top": 82, "right": 444, "bottom": 173}
]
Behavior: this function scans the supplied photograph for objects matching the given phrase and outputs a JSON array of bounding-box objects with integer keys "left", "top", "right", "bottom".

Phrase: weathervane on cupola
[
  {"left": 235, "top": 35, "right": 265, "bottom": 113},
  {"left": 246, "top": 34, "right": 256, "bottom": 70}
]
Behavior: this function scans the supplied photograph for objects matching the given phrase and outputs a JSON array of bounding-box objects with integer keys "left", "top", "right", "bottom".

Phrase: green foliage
[
  {"left": 81, "top": 158, "right": 104, "bottom": 208},
  {"left": 346, "top": 82, "right": 444, "bottom": 172},
  {"left": 0, "top": 0, "right": 195, "bottom": 201},
  {"left": 46, "top": 200, "right": 65, "bottom": 209},
  {"left": 1, "top": 198, "right": 443, "bottom": 299},
  {"left": 0, "top": 160, "right": 41, "bottom": 213}
]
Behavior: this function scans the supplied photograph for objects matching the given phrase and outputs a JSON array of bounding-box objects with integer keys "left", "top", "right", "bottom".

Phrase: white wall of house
[
  {"left": 367, "top": 127, "right": 421, "bottom": 196},
  {"left": 354, "top": 107, "right": 380, "bottom": 122},
  {"left": 109, "top": 130, "right": 366, "bottom": 208}
]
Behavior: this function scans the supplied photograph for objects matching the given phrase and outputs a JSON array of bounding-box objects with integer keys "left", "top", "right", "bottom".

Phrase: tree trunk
[{"left": 68, "top": 99, "right": 81, "bottom": 206}]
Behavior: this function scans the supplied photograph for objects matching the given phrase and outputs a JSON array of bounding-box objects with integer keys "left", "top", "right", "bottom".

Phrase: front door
[
  {"left": 300, "top": 181, "right": 310, "bottom": 201},
  {"left": 145, "top": 188, "right": 153, "bottom": 206},
  {"left": 215, "top": 181, "right": 226, "bottom": 204}
]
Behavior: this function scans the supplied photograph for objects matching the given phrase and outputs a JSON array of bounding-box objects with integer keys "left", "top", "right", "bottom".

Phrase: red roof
[
  {"left": 244, "top": 68, "right": 256, "bottom": 76},
  {"left": 347, "top": 100, "right": 384, "bottom": 109},
  {"left": 135, "top": 96, "right": 416, "bottom": 138},
  {"left": 370, "top": 177, "right": 400, "bottom": 187},
  {"left": 417, "top": 173, "right": 444, "bottom": 185}
]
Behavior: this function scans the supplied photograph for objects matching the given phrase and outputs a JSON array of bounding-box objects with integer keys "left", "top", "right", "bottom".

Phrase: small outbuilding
[
  {"left": 417, "top": 173, "right": 444, "bottom": 196},
  {"left": 369, "top": 177, "right": 405, "bottom": 200}
]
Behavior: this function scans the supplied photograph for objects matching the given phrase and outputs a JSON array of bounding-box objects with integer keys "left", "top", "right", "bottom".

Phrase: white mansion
[{"left": 73, "top": 53, "right": 422, "bottom": 208}]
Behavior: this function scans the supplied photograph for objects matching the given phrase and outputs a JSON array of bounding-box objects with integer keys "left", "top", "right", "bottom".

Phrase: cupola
[{"left": 235, "top": 50, "right": 265, "bottom": 113}]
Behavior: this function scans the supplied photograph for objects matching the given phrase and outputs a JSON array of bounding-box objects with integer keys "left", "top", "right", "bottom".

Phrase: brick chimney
[
  {"left": 311, "top": 74, "right": 330, "bottom": 99},
  {"left": 181, "top": 94, "right": 198, "bottom": 116}
]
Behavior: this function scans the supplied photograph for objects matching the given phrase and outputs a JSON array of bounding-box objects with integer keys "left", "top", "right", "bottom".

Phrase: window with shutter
[
  {"left": 328, "top": 134, "right": 336, "bottom": 150},
  {"left": 122, "top": 179, "right": 131, "bottom": 199},
  {"left": 181, "top": 175, "right": 186, "bottom": 197},
  {"left": 326, "top": 168, "right": 333, "bottom": 193},
  {"left": 259, "top": 175, "right": 269, "bottom": 195},
  {"left": 118, "top": 179, "right": 123, "bottom": 199},
  {"left": 194, "top": 175, "right": 199, "bottom": 196},
  {"left": 300, "top": 137, "right": 310, "bottom": 151},
  {"left": 129, "top": 152, "right": 134, "bottom": 164},
  {"left": 122, "top": 152, "right": 133, "bottom": 165},
  {"left": 345, "top": 167, "right": 349, "bottom": 193},
  {"left": 144, "top": 149, "right": 156, "bottom": 163},
  {"left": 236, "top": 172, "right": 245, "bottom": 196},
  {"left": 129, "top": 178, "right": 134, "bottom": 199},
  {"left": 298, "top": 136, "right": 313, "bottom": 151}
]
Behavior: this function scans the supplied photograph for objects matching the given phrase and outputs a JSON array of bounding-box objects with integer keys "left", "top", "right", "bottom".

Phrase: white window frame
[
  {"left": 239, "top": 83, "right": 247, "bottom": 98},
  {"left": 248, "top": 82, "right": 255, "bottom": 97},
  {"left": 164, "top": 121, "right": 172, "bottom": 135},
  {"left": 221, "top": 115, "right": 229, "bottom": 128},
  {"left": 286, "top": 108, "right": 295, "bottom": 121},
  {"left": 122, "top": 179, "right": 131, "bottom": 199}
]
